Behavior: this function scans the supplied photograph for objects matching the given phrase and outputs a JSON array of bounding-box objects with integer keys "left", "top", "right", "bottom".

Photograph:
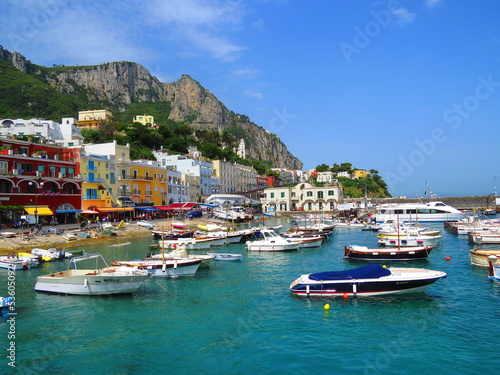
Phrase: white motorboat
[
  {"left": 137, "top": 220, "right": 154, "bottom": 229},
  {"left": 0, "top": 254, "right": 35, "bottom": 270},
  {"left": 213, "top": 206, "right": 254, "bottom": 222},
  {"left": 468, "top": 231, "right": 500, "bottom": 244},
  {"left": 112, "top": 258, "right": 201, "bottom": 277},
  {"left": 375, "top": 201, "right": 464, "bottom": 223},
  {"left": 147, "top": 246, "right": 215, "bottom": 268},
  {"left": 31, "top": 247, "right": 73, "bottom": 260},
  {"left": 207, "top": 253, "right": 243, "bottom": 261},
  {"left": 35, "top": 253, "right": 149, "bottom": 295},
  {"left": 158, "top": 237, "right": 214, "bottom": 250},
  {"left": 246, "top": 229, "right": 300, "bottom": 252}
]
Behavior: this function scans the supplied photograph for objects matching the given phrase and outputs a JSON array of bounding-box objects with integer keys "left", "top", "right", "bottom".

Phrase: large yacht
[{"left": 374, "top": 201, "right": 464, "bottom": 223}]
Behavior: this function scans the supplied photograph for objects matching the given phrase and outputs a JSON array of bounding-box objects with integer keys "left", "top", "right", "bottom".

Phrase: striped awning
[
  {"left": 25, "top": 207, "right": 53, "bottom": 216},
  {"left": 96, "top": 207, "right": 135, "bottom": 212}
]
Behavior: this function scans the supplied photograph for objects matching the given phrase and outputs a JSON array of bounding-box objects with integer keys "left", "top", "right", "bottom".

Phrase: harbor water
[{"left": 2, "top": 218, "right": 499, "bottom": 375}]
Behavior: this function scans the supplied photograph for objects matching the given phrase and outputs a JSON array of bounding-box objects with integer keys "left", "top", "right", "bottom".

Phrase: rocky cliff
[{"left": 0, "top": 47, "right": 302, "bottom": 169}]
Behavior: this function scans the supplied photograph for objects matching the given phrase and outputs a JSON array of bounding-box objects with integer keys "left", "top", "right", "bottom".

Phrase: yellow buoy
[{"left": 323, "top": 303, "right": 330, "bottom": 311}]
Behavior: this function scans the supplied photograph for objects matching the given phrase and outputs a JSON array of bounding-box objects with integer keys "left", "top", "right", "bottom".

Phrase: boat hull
[
  {"left": 344, "top": 245, "right": 434, "bottom": 261},
  {"left": 468, "top": 232, "right": 500, "bottom": 244},
  {"left": 114, "top": 259, "right": 201, "bottom": 277},
  {"left": 35, "top": 271, "right": 148, "bottom": 295},
  {"left": 207, "top": 253, "right": 243, "bottom": 261},
  {"left": 287, "top": 236, "right": 324, "bottom": 248},
  {"left": 0, "top": 259, "right": 31, "bottom": 270},
  {"left": 246, "top": 242, "right": 299, "bottom": 252}
]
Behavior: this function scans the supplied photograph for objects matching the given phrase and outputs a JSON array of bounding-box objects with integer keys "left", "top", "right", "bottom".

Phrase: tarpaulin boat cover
[{"left": 309, "top": 263, "right": 391, "bottom": 281}]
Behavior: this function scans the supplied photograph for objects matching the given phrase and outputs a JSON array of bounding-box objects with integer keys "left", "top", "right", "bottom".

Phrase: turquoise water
[{"left": 2, "top": 219, "right": 500, "bottom": 375}]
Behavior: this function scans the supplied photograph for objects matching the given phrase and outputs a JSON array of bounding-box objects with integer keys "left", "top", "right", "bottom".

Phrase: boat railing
[{"left": 68, "top": 253, "right": 108, "bottom": 272}]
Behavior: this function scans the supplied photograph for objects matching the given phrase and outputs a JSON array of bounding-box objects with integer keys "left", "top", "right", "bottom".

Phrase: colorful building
[
  {"left": 77, "top": 110, "right": 113, "bottom": 129},
  {"left": 133, "top": 114, "right": 155, "bottom": 127},
  {"left": 0, "top": 139, "right": 81, "bottom": 225}
]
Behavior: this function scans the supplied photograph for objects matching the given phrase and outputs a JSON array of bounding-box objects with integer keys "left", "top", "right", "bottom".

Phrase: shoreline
[{"left": 0, "top": 217, "right": 259, "bottom": 254}]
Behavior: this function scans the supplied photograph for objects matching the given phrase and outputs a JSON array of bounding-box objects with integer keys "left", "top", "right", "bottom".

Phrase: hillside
[{"left": 0, "top": 47, "right": 302, "bottom": 170}]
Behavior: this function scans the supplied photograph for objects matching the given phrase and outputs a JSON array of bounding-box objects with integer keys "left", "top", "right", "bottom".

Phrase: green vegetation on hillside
[
  {"left": 0, "top": 60, "right": 85, "bottom": 120},
  {"left": 314, "top": 162, "right": 391, "bottom": 198}
]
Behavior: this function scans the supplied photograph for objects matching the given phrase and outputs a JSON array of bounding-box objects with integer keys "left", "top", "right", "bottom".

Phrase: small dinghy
[{"left": 207, "top": 253, "right": 243, "bottom": 261}]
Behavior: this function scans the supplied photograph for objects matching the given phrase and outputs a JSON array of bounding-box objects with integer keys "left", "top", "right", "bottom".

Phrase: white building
[
  {"left": 316, "top": 171, "right": 336, "bottom": 184},
  {"left": 212, "top": 160, "right": 258, "bottom": 194},
  {"left": 0, "top": 117, "right": 84, "bottom": 147},
  {"left": 260, "top": 182, "right": 343, "bottom": 212},
  {"left": 236, "top": 139, "right": 246, "bottom": 159},
  {"left": 167, "top": 169, "right": 190, "bottom": 203},
  {"left": 336, "top": 171, "right": 352, "bottom": 178},
  {"left": 153, "top": 148, "right": 219, "bottom": 200}
]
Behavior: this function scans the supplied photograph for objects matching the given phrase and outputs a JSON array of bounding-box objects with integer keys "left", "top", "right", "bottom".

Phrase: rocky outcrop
[
  {"left": 0, "top": 47, "right": 302, "bottom": 169},
  {"left": 0, "top": 46, "right": 28, "bottom": 72}
]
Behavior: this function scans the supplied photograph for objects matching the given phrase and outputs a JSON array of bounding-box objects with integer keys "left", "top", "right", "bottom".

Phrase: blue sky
[{"left": 1, "top": 0, "right": 500, "bottom": 198}]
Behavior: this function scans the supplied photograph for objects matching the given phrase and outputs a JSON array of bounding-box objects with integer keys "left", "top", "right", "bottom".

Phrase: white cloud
[
  {"left": 232, "top": 68, "right": 261, "bottom": 78},
  {"left": 244, "top": 89, "right": 264, "bottom": 99},
  {"left": 147, "top": 0, "right": 246, "bottom": 61},
  {"left": 425, "top": 0, "right": 442, "bottom": 8},
  {"left": 252, "top": 19, "right": 265, "bottom": 32},
  {"left": 391, "top": 7, "right": 416, "bottom": 26}
]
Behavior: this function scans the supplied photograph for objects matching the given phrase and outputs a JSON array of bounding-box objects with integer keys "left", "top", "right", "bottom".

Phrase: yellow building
[
  {"left": 354, "top": 170, "right": 370, "bottom": 179},
  {"left": 78, "top": 110, "right": 113, "bottom": 129},
  {"left": 120, "top": 160, "right": 168, "bottom": 206},
  {"left": 133, "top": 114, "right": 155, "bottom": 127},
  {"left": 80, "top": 153, "right": 118, "bottom": 211}
]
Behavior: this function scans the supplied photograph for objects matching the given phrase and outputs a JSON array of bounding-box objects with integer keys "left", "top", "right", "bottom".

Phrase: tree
[{"left": 315, "top": 163, "right": 330, "bottom": 172}]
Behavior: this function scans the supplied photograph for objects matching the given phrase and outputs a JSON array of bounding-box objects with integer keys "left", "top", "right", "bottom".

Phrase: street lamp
[{"left": 28, "top": 181, "right": 43, "bottom": 225}]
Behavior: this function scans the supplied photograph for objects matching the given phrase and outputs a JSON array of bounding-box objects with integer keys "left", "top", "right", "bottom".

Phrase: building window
[
  {"left": 281, "top": 192, "right": 285, "bottom": 198},
  {"left": 85, "top": 189, "right": 98, "bottom": 199},
  {"left": 328, "top": 190, "right": 335, "bottom": 196},
  {"left": 306, "top": 191, "right": 313, "bottom": 197},
  {"left": 0, "top": 161, "right": 7, "bottom": 174},
  {"left": 318, "top": 191, "right": 323, "bottom": 199},
  {"left": 270, "top": 192, "right": 275, "bottom": 198}
]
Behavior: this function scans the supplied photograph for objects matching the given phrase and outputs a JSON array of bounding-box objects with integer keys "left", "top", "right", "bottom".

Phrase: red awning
[{"left": 157, "top": 202, "right": 198, "bottom": 211}]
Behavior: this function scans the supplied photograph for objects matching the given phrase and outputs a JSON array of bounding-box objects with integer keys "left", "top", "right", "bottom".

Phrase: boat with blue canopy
[{"left": 290, "top": 263, "right": 447, "bottom": 297}]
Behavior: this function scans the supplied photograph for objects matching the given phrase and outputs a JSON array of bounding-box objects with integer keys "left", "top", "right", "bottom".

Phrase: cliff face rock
[
  {"left": 37, "top": 61, "right": 164, "bottom": 108},
  {"left": 0, "top": 48, "right": 302, "bottom": 169},
  {"left": 0, "top": 47, "right": 28, "bottom": 72}
]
